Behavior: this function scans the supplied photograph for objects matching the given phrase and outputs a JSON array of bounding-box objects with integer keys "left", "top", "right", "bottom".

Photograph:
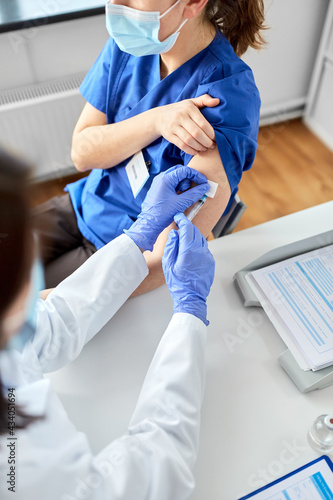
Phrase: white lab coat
[{"left": 0, "top": 234, "right": 207, "bottom": 500}]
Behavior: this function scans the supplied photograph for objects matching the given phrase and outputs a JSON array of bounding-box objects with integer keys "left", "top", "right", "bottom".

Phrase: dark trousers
[{"left": 32, "top": 194, "right": 97, "bottom": 289}]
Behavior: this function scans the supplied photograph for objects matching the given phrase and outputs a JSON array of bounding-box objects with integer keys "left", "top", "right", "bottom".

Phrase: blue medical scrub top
[{"left": 66, "top": 30, "right": 261, "bottom": 250}]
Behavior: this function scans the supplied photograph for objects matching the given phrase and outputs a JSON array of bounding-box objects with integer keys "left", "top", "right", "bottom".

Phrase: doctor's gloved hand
[
  {"left": 124, "top": 166, "right": 209, "bottom": 251},
  {"left": 162, "top": 213, "right": 215, "bottom": 326}
]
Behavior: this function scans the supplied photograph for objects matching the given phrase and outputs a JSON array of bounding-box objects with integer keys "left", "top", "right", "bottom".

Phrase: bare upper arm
[{"left": 183, "top": 145, "right": 232, "bottom": 238}]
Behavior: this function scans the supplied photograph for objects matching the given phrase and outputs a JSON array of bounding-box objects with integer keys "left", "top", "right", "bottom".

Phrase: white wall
[
  {"left": 0, "top": 15, "right": 108, "bottom": 179},
  {"left": 0, "top": 3, "right": 329, "bottom": 117},
  {"left": 243, "top": 0, "right": 329, "bottom": 122},
  {"left": 0, "top": 14, "right": 108, "bottom": 91},
  {"left": 1, "top": 2, "right": 330, "bottom": 111}
]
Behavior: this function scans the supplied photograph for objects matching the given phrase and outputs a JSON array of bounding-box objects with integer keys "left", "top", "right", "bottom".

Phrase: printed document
[{"left": 246, "top": 245, "right": 333, "bottom": 371}]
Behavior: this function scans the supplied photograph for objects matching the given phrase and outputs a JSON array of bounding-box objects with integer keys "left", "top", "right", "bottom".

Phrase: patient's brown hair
[{"left": 206, "top": 0, "right": 266, "bottom": 56}]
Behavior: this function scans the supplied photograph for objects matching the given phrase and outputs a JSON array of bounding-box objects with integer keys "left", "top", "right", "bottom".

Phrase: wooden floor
[
  {"left": 237, "top": 119, "right": 333, "bottom": 231},
  {"left": 29, "top": 119, "right": 333, "bottom": 232}
]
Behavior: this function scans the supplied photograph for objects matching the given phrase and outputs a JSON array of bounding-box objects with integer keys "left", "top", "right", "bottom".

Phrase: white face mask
[{"left": 106, "top": 0, "right": 187, "bottom": 57}]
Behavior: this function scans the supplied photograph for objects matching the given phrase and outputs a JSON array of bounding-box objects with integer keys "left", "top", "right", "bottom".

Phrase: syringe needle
[{"left": 187, "top": 195, "right": 208, "bottom": 222}]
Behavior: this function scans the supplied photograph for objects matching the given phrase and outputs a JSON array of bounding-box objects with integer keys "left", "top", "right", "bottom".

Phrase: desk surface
[
  {"left": 48, "top": 201, "right": 333, "bottom": 500},
  {"left": 0, "top": 0, "right": 104, "bottom": 33}
]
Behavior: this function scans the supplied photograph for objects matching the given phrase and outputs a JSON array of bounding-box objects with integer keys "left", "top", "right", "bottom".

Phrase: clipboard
[
  {"left": 238, "top": 455, "right": 333, "bottom": 499},
  {"left": 233, "top": 230, "right": 333, "bottom": 392}
]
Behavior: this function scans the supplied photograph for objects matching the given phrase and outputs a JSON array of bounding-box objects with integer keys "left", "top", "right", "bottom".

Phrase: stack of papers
[{"left": 246, "top": 244, "right": 333, "bottom": 371}]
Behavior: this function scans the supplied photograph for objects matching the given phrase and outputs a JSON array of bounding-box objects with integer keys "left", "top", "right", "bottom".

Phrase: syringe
[{"left": 187, "top": 194, "right": 208, "bottom": 222}]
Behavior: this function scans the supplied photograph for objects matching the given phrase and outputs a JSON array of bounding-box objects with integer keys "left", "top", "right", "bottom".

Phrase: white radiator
[{"left": 0, "top": 73, "right": 86, "bottom": 181}]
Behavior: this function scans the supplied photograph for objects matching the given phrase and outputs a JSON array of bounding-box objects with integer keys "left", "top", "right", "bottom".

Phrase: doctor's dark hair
[
  {"left": 205, "top": 0, "right": 266, "bottom": 56},
  {"left": 0, "top": 149, "right": 37, "bottom": 435}
]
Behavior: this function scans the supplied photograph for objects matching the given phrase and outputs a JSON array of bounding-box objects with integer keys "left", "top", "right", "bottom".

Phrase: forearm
[
  {"left": 131, "top": 259, "right": 165, "bottom": 297},
  {"left": 72, "top": 108, "right": 160, "bottom": 172},
  {"left": 130, "top": 224, "right": 173, "bottom": 297}
]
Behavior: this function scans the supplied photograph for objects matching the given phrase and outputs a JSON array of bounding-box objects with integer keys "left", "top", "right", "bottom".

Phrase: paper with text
[{"left": 246, "top": 245, "right": 333, "bottom": 371}]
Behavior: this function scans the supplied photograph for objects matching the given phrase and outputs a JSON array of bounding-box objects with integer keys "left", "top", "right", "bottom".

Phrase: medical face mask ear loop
[{"left": 158, "top": 0, "right": 188, "bottom": 42}]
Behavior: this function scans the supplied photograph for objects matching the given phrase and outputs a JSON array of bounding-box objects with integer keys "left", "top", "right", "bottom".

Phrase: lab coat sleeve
[
  {"left": 78, "top": 312, "right": 207, "bottom": 500},
  {"left": 10, "top": 313, "right": 206, "bottom": 500},
  {"left": 32, "top": 234, "right": 148, "bottom": 373}
]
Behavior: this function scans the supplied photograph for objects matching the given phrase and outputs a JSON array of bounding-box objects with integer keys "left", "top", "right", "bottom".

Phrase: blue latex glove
[
  {"left": 162, "top": 213, "right": 215, "bottom": 326},
  {"left": 124, "top": 166, "right": 209, "bottom": 251}
]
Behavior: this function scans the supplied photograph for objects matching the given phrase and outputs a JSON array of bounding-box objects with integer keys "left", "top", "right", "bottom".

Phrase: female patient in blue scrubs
[{"left": 33, "top": 0, "right": 265, "bottom": 293}]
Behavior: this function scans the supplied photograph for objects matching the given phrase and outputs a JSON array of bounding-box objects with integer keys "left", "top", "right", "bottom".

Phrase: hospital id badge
[{"left": 125, "top": 150, "right": 149, "bottom": 198}]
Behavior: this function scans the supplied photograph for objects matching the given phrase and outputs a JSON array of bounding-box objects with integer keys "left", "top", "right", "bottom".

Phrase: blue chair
[{"left": 212, "top": 195, "right": 247, "bottom": 238}]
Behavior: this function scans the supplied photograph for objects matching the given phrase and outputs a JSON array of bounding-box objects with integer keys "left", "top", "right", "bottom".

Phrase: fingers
[
  {"left": 166, "top": 166, "right": 208, "bottom": 190},
  {"left": 190, "top": 95, "right": 219, "bottom": 147},
  {"left": 174, "top": 213, "right": 196, "bottom": 246},
  {"left": 192, "top": 94, "right": 220, "bottom": 109},
  {"left": 172, "top": 105, "right": 216, "bottom": 154},
  {"left": 177, "top": 178, "right": 191, "bottom": 192},
  {"left": 175, "top": 112, "right": 216, "bottom": 152},
  {"left": 161, "top": 97, "right": 219, "bottom": 155},
  {"left": 167, "top": 133, "right": 200, "bottom": 157},
  {"left": 178, "top": 183, "right": 208, "bottom": 206},
  {"left": 174, "top": 213, "right": 209, "bottom": 252},
  {"left": 175, "top": 215, "right": 214, "bottom": 294},
  {"left": 174, "top": 212, "right": 191, "bottom": 227},
  {"left": 188, "top": 107, "right": 216, "bottom": 144},
  {"left": 177, "top": 122, "right": 214, "bottom": 152},
  {"left": 162, "top": 229, "right": 179, "bottom": 266}
]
